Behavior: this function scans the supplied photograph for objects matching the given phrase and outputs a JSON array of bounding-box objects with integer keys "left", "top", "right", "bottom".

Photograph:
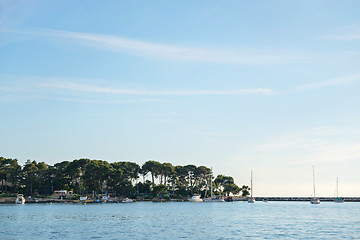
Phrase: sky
[{"left": 1, "top": 0, "right": 360, "bottom": 197}]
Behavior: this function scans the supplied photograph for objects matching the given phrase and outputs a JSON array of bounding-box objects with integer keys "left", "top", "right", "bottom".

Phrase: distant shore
[{"left": 2, "top": 196, "right": 360, "bottom": 203}]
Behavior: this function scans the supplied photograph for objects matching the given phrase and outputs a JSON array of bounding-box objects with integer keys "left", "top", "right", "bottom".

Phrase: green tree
[
  {"left": 21, "top": 160, "right": 39, "bottom": 195},
  {"left": 160, "top": 162, "right": 174, "bottom": 185},
  {"left": 0, "top": 157, "right": 21, "bottom": 193},
  {"left": 214, "top": 175, "right": 240, "bottom": 196},
  {"left": 240, "top": 185, "right": 250, "bottom": 196},
  {"left": 83, "top": 160, "right": 112, "bottom": 194},
  {"left": 142, "top": 160, "right": 161, "bottom": 190},
  {"left": 66, "top": 159, "right": 90, "bottom": 194}
]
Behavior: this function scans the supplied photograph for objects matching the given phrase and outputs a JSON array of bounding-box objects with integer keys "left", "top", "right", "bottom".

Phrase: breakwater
[{"left": 237, "top": 197, "right": 360, "bottom": 202}]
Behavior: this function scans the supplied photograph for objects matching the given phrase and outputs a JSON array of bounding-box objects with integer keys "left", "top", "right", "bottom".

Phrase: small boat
[
  {"left": 262, "top": 198, "right": 268, "bottom": 203},
  {"left": 121, "top": 198, "right": 134, "bottom": 203},
  {"left": 310, "top": 166, "right": 320, "bottom": 204},
  {"left": 188, "top": 194, "right": 203, "bottom": 202},
  {"left": 102, "top": 196, "right": 109, "bottom": 202},
  {"left": 248, "top": 171, "right": 255, "bottom": 203},
  {"left": 334, "top": 197, "right": 344, "bottom": 203},
  {"left": 79, "top": 196, "right": 88, "bottom": 201},
  {"left": 225, "top": 196, "right": 233, "bottom": 202},
  {"left": 15, "top": 194, "right": 25, "bottom": 204},
  {"left": 203, "top": 196, "right": 225, "bottom": 202},
  {"left": 334, "top": 177, "right": 344, "bottom": 203},
  {"left": 310, "top": 198, "right": 320, "bottom": 204}
]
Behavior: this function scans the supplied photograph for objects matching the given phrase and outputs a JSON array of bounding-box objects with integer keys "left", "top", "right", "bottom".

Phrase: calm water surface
[{"left": 1, "top": 201, "right": 360, "bottom": 239}]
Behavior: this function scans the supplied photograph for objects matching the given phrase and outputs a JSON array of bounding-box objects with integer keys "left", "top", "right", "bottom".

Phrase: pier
[{"left": 233, "top": 197, "right": 360, "bottom": 202}]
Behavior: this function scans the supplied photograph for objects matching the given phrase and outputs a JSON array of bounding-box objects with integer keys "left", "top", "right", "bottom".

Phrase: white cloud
[
  {"left": 18, "top": 29, "right": 306, "bottom": 65},
  {"left": 0, "top": 75, "right": 274, "bottom": 103},
  {"left": 38, "top": 80, "right": 274, "bottom": 96}
]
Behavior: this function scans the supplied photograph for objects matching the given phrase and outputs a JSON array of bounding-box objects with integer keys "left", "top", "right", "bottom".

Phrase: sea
[{"left": 1, "top": 201, "right": 359, "bottom": 239}]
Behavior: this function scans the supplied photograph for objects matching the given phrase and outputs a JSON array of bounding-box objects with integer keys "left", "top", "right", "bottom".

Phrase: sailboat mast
[
  {"left": 210, "top": 167, "right": 213, "bottom": 198},
  {"left": 250, "top": 171, "right": 253, "bottom": 198},
  {"left": 313, "top": 165, "right": 316, "bottom": 198},
  {"left": 336, "top": 177, "right": 339, "bottom": 198}
]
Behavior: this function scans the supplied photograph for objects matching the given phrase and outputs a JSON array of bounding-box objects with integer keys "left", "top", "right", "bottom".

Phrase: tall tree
[
  {"left": 160, "top": 162, "right": 174, "bottom": 185},
  {"left": 142, "top": 160, "right": 161, "bottom": 190},
  {"left": 21, "top": 160, "right": 39, "bottom": 195},
  {"left": 0, "top": 157, "right": 21, "bottom": 193}
]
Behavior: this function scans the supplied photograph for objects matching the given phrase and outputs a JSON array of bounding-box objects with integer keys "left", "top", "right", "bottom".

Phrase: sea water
[{"left": 1, "top": 201, "right": 360, "bottom": 239}]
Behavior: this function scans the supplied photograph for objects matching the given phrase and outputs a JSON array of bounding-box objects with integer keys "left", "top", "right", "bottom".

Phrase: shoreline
[{"left": 2, "top": 196, "right": 360, "bottom": 203}]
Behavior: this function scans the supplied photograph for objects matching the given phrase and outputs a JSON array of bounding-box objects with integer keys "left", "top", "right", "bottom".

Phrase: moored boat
[
  {"left": 310, "top": 198, "right": 320, "bottom": 204},
  {"left": 79, "top": 196, "right": 88, "bottom": 201},
  {"left": 122, "top": 198, "right": 134, "bottom": 203},
  {"left": 203, "top": 168, "right": 225, "bottom": 202},
  {"left": 334, "top": 197, "right": 344, "bottom": 203},
  {"left": 225, "top": 196, "right": 233, "bottom": 202},
  {"left": 15, "top": 194, "right": 25, "bottom": 204},
  {"left": 310, "top": 166, "right": 320, "bottom": 204},
  {"left": 203, "top": 196, "right": 225, "bottom": 202},
  {"left": 188, "top": 194, "right": 203, "bottom": 202},
  {"left": 248, "top": 171, "right": 255, "bottom": 203},
  {"left": 334, "top": 177, "right": 344, "bottom": 203}
]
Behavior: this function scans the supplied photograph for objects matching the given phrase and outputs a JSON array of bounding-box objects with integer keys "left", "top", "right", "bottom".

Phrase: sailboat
[
  {"left": 203, "top": 168, "right": 224, "bottom": 202},
  {"left": 334, "top": 177, "right": 344, "bottom": 203},
  {"left": 310, "top": 165, "right": 320, "bottom": 204},
  {"left": 248, "top": 171, "right": 255, "bottom": 203}
]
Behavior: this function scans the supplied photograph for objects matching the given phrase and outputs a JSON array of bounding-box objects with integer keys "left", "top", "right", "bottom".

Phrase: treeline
[{"left": 0, "top": 157, "right": 250, "bottom": 198}]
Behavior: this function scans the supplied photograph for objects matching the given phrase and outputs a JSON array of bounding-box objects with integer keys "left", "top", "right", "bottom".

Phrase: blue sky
[{"left": 1, "top": 0, "right": 360, "bottom": 196}]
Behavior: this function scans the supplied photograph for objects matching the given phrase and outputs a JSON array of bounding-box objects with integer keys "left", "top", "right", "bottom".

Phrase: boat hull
[
  {"left": 15, "top": 194, "right": 25, "bottom": 204},
  {"left": 203, "top": 197, "right": 224, "bottom": 202},
  {"left": 310, "top": 198, "right": 320, "bottom": 204},
  {"left": 188, "top": 195, "right": 203, "bottom": 202},
  {"left": 334, "top": 197, "right": 344, "bottom": 203}
]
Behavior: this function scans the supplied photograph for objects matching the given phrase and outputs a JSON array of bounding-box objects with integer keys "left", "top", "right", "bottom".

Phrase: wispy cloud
[
  {"left": 321, "top": 32, "right": 360, "bottom": 41},
  {"left": 13, "top": 29, "right": 306, "bottom": 65},
  {"left": 192, "top": 131, "right": 235, "bottom": 138},
  {"left": 3, "top": 72, "right": 360, "bottom": 100},
  {"left": 275, "top": 73, "right": 360, "bottom": 95},
  {"left": 38, "top": 80, "right": 274, "bottom": 96},
  {"left": 0, "top": 75, "right": 274, "bottom": 103},
  {"left": 233, "top": 126, "right": 360, "bottom": 167},
  {"left": 295, "top": 73, "right": 360, "bottom": 90}
]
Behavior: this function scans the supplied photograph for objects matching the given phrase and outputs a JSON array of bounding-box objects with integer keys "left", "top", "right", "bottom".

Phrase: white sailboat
[
  {"left": 334, "top": 177, "right": 344, "bottom": 203},
  {"left": 203, "top": 168, "right": 224, "bottom": 202},
  {"left": 310, "top": 166, "right": 320, "bottom": 204},
  {"left": 248, "top": 171, "right": 255, "bottom": 203}
]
